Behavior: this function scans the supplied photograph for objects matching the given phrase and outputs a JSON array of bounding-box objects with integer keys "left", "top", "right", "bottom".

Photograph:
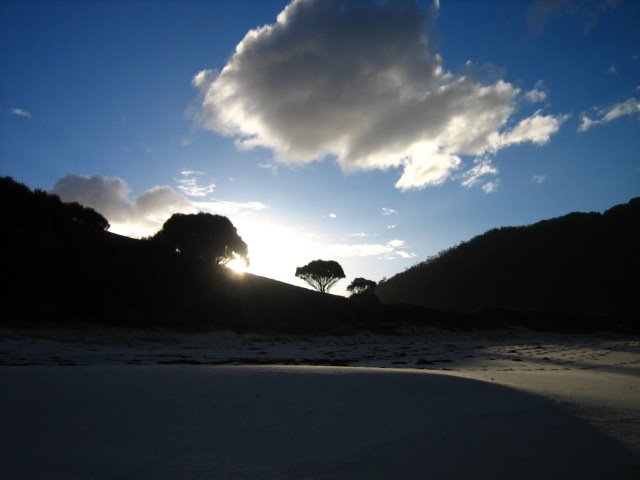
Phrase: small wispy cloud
[
  {"left": 176, "top": 170, "right": 216, "bottom": 197},
  {"left": 10, "top": 108, "right": 32, "bottom": 119},
  {"left": 328, "top": 213, "right": 337, "bottom": 219},
  {"left": 322, "top": 238, "right": 414, "bottom": 260},
  {"left": 387, "top": 239, "right": 405, "bottom": 248},
  {"left": 579, "top": 97, "right": 640, "bottom": 131},
  {"left": 532, "top": 174, "right": 546, "bottom": 184},
  {"left": 381, "top": 207, "right": 398, "bottom": 216},
  {"left": 192, "top": 200, "right": 267, "bottom": 217},
  {"left": 524, "top": 80, "right": 547, "bottom": 103},
  {"left": 606, "top": 65, "right": 617, "bottom": 75},
  {"left": 387, "top": 224, "right": 398, "bottom": 230},
  {"left": 258, "top": 162, "right": 279, "bottom": 175},
  {"left": 460, "top": 158, "right": 498, "bottom": 188},
  {"left": 349, "top": 232, "right": 377, "bottom": 238},
  {"left": 482, "top": 180, "right": 499, "bottom": 194}
]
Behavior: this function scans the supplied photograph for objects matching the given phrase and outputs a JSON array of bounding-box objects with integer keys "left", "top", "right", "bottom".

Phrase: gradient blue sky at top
[{"left": 1, "top": 0, "right": 639, "bottom": 294}]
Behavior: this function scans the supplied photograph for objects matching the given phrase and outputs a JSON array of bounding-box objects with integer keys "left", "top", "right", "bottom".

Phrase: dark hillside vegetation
[
  {"left": 376, "top": 197, "right": 640, "bottom": 315},
  {"left": 1, "top": 177, "right": 637, "bottom": 333}
]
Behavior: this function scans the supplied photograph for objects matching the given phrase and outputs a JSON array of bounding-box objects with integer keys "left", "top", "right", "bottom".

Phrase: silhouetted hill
[
  {"left": 376, "top": 197, "right": 640, "bottom": 315},
  {"left": 0, "top": 177, "right": 402, "bottom": 333},
  {"left": 2, "top": 177, "right": 637, "bottom": 333}
]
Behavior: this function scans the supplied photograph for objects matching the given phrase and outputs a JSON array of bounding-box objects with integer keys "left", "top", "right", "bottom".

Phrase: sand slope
[
  {"left": 1, "top": 364, "right": 639, "bottom": 479},
  {"left": 1, "top": 328, "right": 639, "bottom": 479}
]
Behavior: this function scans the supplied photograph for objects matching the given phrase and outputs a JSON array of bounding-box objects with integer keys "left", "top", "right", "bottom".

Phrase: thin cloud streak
[
  {"left": 322, "top": 239, "right": 414, "bottom": 260},
  {"left": 579, "top": 97, "right": 640, "bottom": 131},
  {"left": 10, "top": 108, "right": 32, "bottom": 118},
  {"left": 533, "top": 174, "right": 546, "bottom": 184},
  {"left": 176, "top": 170, "right": 217, "bottom": 197},
  {"left": 460, "top": 158, "right": 498, "bottom": 188},
  {"left": 381, "top": 207, "right": 398, "bottom": 216}
]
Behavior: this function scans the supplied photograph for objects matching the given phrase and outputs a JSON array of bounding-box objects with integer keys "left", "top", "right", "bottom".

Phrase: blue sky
[{"left": 1, "top": 0, "right": 639, "bottom": 294}]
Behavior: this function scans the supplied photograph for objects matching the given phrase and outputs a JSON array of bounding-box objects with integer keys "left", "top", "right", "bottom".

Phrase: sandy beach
[{"left": 1, "top": 327, "right": 639, "bottom": 479}]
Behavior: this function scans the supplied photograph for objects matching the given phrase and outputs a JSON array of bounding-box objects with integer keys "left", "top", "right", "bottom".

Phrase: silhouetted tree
[
  {"left": 151, "top": 212, "right": 248, "bottom": 266},
  {"left": 347, "top": 277, "right": 376, "bottom": 295},
  {"left": 295, "top": 259, "right": 345, "bottom": 293}
]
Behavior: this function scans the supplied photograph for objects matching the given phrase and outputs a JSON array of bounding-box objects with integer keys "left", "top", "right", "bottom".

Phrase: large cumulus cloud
[{"left": 194, "top": 0, "right": 566, "bottom": 191}]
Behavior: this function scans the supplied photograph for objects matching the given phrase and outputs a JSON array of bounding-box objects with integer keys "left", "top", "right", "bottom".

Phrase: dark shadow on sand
[{"left": 1, "top": 365, "right": 638, "bottom": 479}]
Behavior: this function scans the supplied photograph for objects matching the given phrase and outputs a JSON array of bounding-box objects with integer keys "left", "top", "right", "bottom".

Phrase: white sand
[{"left": 1, "top": 328, "right": 639, "bottom": 479}]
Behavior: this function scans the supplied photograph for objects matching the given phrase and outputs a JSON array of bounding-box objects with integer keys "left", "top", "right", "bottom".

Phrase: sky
[{"left": 1, "top": 0, "right": 639, "bottom": 295}]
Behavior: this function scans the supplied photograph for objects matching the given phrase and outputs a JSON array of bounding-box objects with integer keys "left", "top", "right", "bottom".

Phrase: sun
[{"left": 226, "top": 255, "right": 248, "bottom": 274}]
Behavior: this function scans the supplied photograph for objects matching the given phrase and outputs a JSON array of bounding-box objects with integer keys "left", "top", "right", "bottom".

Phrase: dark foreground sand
[{"left": 1, "top": 329, "right": 639, "bottom": 479}]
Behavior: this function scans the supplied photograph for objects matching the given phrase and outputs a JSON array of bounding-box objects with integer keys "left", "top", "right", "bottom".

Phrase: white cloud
[
  {"left": 533, "top": 174, "right": 546, "bottom": 184},
  {"left": 381, "top": 207, "right": 398, "bottom": 216},
  {"left": 395, "top": 148, "right": 462, "bottom": 191},
  {"left": 258, "top": 162, "right": 279, "bottom": 175},
  {"left": 524, "top": 81, "right": 547, "bottom": 103},
  {"left": 192, "top": 69, "right": 217, "bottom": 95},
  {"left": 328, "top": 213, "right": 337, "bottom": 219},
  {"left": 321, "top": 238, "right": 413, "bottom": 260},
  {"left": 482, "top": 180, "right": 499, "bottom": 193},
  {"left": 176, "top": 170, "right": 216, "bottom": 197},
  {"left": 51, "top": 174, "right": 265, "bottom": 237},
  {"left": 498, "top": 111, "right": 569, "bottom": 147},
  {"left": 579, "top": 97, "right": 640, "bottom": 131},
  {"left": 387, "top": 224, "right": 398, "bottom": 230},
  {"left": 460, "top": 157, "right": 498, "bottom": 188},
  {"left": 10, "top": 108, "right": 31, "bottom": 119},
  {"left": 349, "top": 232, "right": 376, "bottom": 238},
  {"left": 194, "top": 0, "right": 566, "bottom": 191},
  {"left": 387, "top": 239, "right": 405, "bottom": 248},
  {"left": 606, "top": 65, "right": 617, "bottom": 75},
  {"left": 192, "top": 200, "right": 267, "bottom": 217}
]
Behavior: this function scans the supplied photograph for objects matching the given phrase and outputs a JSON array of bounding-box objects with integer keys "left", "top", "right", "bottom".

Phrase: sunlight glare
[
  {"left": 226, "top": 255, "right": 248, "bottom": 274},
  {"left": 234, "top": 218, "right": 319, "bottom": 285}
]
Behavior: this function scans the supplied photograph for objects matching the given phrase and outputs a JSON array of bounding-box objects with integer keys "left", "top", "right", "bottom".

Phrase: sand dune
[{"left": 1, "top": 328, "right": 639, "bottom": 479}]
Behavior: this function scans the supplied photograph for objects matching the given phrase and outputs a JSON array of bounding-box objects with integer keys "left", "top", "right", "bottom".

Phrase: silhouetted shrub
[{"left": 347, "top": 277, "right": 379, "bottom": 302}]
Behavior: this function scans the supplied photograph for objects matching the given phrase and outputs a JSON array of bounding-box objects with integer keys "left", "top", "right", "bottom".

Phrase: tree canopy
[
  {"left": 347, "top": 277, "right": 377, "bottom": 295},
  {"left": 295, "top": 259, "right": 345, "bottom": 293},
  {"left": 151, "top": 212, "right": 248, "bottom": 266}
]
